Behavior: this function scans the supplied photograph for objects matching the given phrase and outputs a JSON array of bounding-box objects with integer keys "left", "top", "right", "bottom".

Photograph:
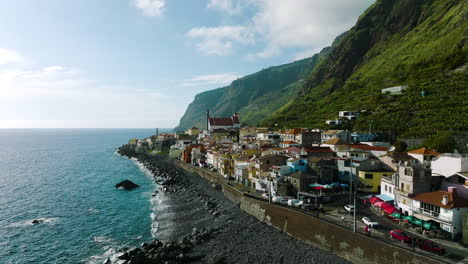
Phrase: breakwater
[{"left": 175, "top": 161, "right": 445, "bottom": 264}]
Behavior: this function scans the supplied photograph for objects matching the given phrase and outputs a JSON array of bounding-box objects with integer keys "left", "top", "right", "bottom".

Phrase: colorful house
[{"left": 358, "top": 169, "right": 393, "bottom": 193}]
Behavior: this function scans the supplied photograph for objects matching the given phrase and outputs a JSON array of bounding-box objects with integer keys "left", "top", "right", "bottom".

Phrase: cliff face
[
  {"left": 265, "top": 0, "right": 467, "bottom": 137},
  {"left": 173, "top": 36, "right": 345, "bottom": 131}
]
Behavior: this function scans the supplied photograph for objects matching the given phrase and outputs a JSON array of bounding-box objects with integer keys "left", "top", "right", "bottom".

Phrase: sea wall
[{"left": 175, "top": 161, "right": 444, "bottom": 264}]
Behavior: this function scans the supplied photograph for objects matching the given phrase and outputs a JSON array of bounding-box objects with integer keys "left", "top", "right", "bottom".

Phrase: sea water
[{"left": 0, "top": 129, "right": 163, "bottom": 264}]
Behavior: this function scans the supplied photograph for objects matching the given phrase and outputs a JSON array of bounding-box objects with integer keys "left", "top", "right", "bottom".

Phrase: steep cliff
[{"left": 265, "top": 0, "right": 467, "bottom": 138}]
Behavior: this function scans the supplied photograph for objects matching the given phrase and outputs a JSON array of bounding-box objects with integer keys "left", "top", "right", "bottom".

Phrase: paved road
[{"left": 198, "top": 167, "right": 465, "bottom": 263}]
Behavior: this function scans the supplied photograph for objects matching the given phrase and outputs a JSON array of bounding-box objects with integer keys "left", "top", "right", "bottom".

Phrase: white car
[
  {"left": 344, "top": 205, "right": 355, "bottom": 212},
  {"left": 362, "top": 217, "right": 379, "bottom": 227}
]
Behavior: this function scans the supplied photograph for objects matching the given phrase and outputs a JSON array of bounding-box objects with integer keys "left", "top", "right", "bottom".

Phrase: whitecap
[
  {"left": 6, "top": 217, "right": 59, "bottom": 228},
  {"left": 93, "top": 236, "right": 113, "bottom": 243},
  {"left": 87, "top": 208, "right": 100, "bottom": 214}
]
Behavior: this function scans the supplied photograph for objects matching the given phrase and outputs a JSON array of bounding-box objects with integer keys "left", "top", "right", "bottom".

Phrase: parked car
[
  {"left": 416, "top": 240, "right": 445, "bottom": 255},
  {"left": 287, "top": 199, "right": 300, "bottom": 206},
  {"left": 261, "top": 193, "right": 269, "bottom": 199},
  {"left": 344, "top": 205, "right": 355, "bottom": 212},
  {"left": 362, "top": 217, "right": 379, "bottom": 227},
  {"left": 389, "top": 229, "right": 412, "bottom": 243}
]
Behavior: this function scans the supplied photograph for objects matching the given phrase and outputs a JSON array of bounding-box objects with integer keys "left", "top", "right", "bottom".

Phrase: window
[
  {"left": 365, "top": 174, "right": 373, "bottom": 179},
  {"left": 404, "top": 168, "right": 413, "bottom": 176},
  {"left": 389, "top": 187, "right": 392, "bottom": 193},
  {"left": 344, "top": 161, "right": 351, "bottom": 167},
  {"left": 401, "top": 183, "right": 404, "bottom": 190},
  {"left": 421, "top": 202, "right": 440, "bottom": 214},
  {"left": 344, "top": 171, "right": 350, "bottom": 175},
  {"left": 385, "top": 185, "right": 388, "bottom": 192}
]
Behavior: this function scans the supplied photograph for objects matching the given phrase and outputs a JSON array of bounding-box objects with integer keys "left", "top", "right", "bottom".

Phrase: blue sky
[{"left": 0, "top": 0, "right": 374, "bottom": 128}]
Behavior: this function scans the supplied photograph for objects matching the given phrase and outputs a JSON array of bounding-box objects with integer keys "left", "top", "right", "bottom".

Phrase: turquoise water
[{"left": 0, "top": 129, "right": 162, "bottom": 264}]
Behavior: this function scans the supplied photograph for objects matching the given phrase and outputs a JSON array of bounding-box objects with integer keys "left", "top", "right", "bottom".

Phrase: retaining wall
[{"left": 175, "top": 161, "right": 444, "bottom": 264}]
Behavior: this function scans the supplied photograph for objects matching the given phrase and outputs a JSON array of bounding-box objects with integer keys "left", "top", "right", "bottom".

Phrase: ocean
[{"left": 0, "top": 129, "right": 165, "bottom": 264}]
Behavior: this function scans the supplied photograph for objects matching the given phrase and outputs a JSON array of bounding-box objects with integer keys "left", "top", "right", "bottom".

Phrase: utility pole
[{"left": 353, "top": 191, "right": 357, "bottom": 233}]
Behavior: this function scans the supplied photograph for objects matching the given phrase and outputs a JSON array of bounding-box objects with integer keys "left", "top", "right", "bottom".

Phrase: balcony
[{"left": 413, "top": 208, "right": 452, "bottom": 223}]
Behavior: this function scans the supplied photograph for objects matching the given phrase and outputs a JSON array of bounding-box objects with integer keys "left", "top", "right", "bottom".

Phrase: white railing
[{"left": 415, "top": 208, "right": 452, "bottom": 222}]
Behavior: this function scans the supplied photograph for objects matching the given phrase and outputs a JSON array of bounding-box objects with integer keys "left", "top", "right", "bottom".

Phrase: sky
[{"left": 0, "top": 0, "right": 375, "bottom": 128}]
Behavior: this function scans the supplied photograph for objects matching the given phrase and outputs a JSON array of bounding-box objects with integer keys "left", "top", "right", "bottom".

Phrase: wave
[{"left": 6, "top": 217, "right": 59, "bottom": 228}]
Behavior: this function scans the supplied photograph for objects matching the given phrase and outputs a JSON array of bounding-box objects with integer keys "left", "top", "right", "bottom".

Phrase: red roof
[
  {"left": 209, "top": 114, "right": 240, "bottom": 126},
  {"left": 304, "top": 147, "right": 333, "bottom": 153},
  {"left": 349, "top": 144, "right": 389, "bottom": 151},
  {"left": 412, "top": 190, "right": 468, "bottom": 209},
  {"left": 281, "top": 141, "right": 299, "bottom": 144},
  {"left": 407, "top": 148, "right": 440, "bottom": 155}
]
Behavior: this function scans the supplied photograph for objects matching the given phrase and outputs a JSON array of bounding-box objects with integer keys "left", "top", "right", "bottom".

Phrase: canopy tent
[
  {"left": 369, "top": 197, "right": 383, "bottom": 204},
  {"left": 381, "top": 202, "right": 396, "bottom": 214},
  {"left": 384, "top": 207, "right": 396, "bottom": 214},
  {"left": 402, "top": 215, "right": 414, "bottom": 222},
  {"left": 423, "top": 222, "right": 432, "bottom": 229},
  {"left": 412, "top": 218, "right": 424, "bottom": 226},
  {"left": 376, "top": 194, "right": 394, "bottom": 202},
  {"left": 374, "top": 201, "right": 384, "bottom": 207},
  {"left": 309, "top": 182, "right": 348, "bottom": 189},
  {"left": 309, "top": 183, "right": 322, "bottom": 187},
  {"left": 390, "top": 212, "right": 402, "bottom": 219}
]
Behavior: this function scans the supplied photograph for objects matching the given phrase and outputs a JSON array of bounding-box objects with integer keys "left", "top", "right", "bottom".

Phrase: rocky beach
[{"left": 116, "top": 147, "right": 350, "bottom": 264}]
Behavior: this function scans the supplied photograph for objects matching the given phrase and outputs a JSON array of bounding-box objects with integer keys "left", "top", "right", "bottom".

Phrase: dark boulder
[
  {"left": 115, "top": 180, "right": 140, "bottom": 190},
  {"left": 31, "top": 219, "right": 44, "bottom": 224}
]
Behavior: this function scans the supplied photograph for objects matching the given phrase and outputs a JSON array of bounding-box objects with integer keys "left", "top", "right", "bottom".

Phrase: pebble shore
[{"left": 115, "top": 147, "right": 350, "bottom": 264}]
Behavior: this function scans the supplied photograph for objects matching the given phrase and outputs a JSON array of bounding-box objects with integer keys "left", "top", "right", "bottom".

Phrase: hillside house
[
  {"left": 381, "top": 85, "right": 408, "bottom": 95},
  {"left": 410, "top": 187, "right": 468, "bottom": 239},
  {"left": 339, "top": 111, "right": 360, "bottom": 121},
  {"left": 208, "top": 113, "right": 241, "bottom": 131},
  {"left": 407, "top": 148, "right": 440, "bottom": 166},
  {"left": 321, "top": 130, "right": 350, "bottom": 143}
]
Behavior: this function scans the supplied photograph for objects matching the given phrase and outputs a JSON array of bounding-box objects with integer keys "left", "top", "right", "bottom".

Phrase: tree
[
  {"left": 393, "top": 140, "right": 408, "bottom": 152},
  {"left": 422, "top": 132, "right": 457, "bottom": 153}
]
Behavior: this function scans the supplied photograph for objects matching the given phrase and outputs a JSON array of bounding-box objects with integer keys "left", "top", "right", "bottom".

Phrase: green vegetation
[
  {"left": 174, "top": 39, "right": 340, "bottom": 131},
  {"left": 128, "top": 138, "right": 138, "bottom": 144},
  {"left": 421, "top": 132, "right": 457, "bottom": 153},
  {"left": 264, "top": 0, "right": 468, "bottom": 138},
  {"left": 176, "top": 0, "right": 467, "bottom": 139}
]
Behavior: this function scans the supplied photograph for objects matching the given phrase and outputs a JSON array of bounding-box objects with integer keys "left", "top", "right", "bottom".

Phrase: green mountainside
[
  {"left": 264, "top": 0, "right": 467, "bottom": 138},
  {"left": 173, "top": 37, "right": 342, "bottom": 131},
  {"left": 176, "top": 0, "right": 467, "bottom": 138}
]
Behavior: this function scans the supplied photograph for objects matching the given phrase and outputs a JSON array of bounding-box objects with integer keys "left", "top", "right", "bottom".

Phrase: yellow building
[{"left": 358, "top": 170, "right": 393, "bottom": 193}]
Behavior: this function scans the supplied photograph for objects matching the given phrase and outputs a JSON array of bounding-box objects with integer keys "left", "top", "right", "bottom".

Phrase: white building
[
  {"left": 410, "top": 187, "right": 468, "bottom": 239},
  {"left": 321, "top": 130, "right": 350, "bottom": 143},
  {"left": 381, "top": 85, "right": 408, "bottom": 95},
  {"left": 339, "top": 111, "right": 360, "bottom": 121},
  {"left": 326, "top": 119, "right": 343, "bottom": 125},
  {"left": 432, "top": 153, "right": 468, "bottom": 178},
  {"left": 407, "top": 148, "right": 440, "bottom": 166},
  {"left": 208, "top": 113, "right": 241, "bottom": 131}
]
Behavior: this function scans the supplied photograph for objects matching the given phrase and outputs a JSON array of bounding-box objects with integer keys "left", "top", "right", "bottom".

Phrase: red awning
[
  {"left": 374, "top": 201, "right": 384, "bottom": 207},
  {"left": 313, "top": 186, "right": 324, "bottom": 190},
  {"left": 383, "top": 206, "right": 397, "bottom": 214},
  {"left": 369, "top": 197, "right": 383, "bottom": 204}
]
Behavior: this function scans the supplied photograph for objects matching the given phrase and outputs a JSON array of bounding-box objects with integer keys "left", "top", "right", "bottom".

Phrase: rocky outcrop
[{"left": 115, "top": 180, "right": 140, "bottom": 190}]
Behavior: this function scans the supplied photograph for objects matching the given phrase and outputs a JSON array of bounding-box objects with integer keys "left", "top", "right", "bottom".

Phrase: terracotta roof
[
  {"left": 407, "top": 148, "right": 440, "bottom": 156},
  {"left": 323, "top": 130, "right": 345, "bottom": 135},
  {"left": 282, "top": 128, "right": 302, "bottom": 135},
  {"left": 380, "top": 152, "right": 415, "bottom": 161},
  {"left": 323, "top": 138, "right": 347, "bottom": 145},
  {"left": 303, "top": 147, "right": 334, "bottom": 153},
  {"left": 281, "top": 141, "right": 300, "bottom": 144},
  {"left": 412, "top": 190, "right": 468, "bottom": 209},
  {"left": 209, "top": 118, "right": 234, "bottom": 126},
  {"left": 349, "top": 144, "right": 389, "bottom": 151}
]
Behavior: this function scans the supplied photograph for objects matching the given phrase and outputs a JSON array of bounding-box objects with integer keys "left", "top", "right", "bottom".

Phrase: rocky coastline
[{"left": 115, "top": 146, "right": 350, "bottom": 264}]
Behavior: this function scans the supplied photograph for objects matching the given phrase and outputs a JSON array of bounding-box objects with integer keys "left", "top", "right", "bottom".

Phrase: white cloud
[
  {"left": 0, "top": 48, "right": 28, "bottom": 65},
  {"left": 181, "top": 72, "right": 242, "bottom": 86},
  {"left": 131, "top": 0, "right": 166, "bottom": 17},
  {"left": 207, "top": 0, "right": 242, "bottom": 15},
  {"left": 186, "top": 26, "right": 254, "bottom": 56},
  {"left": 190, "top": 0, "right": 374, "bottom": 58},
  {"left": 0, "top": 51, "right": 176, "bottom": 128},
  {"left": 292, "top": 48, "right": 322, "bottom": 61}
]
